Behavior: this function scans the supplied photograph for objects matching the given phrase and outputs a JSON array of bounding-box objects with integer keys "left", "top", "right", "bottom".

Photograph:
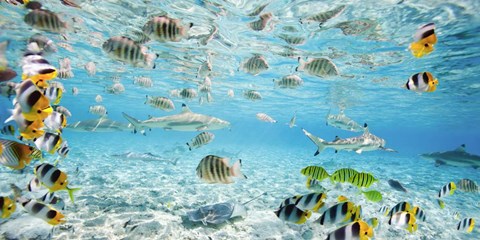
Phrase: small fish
[
  {"left": 1, "top": 125, "right": 15, "bottom": 136},
  {"left": 134, "top": 76, "right": 153, "bottom": 88},
  {"left": 409, "top": 23, "right": 437, "bottom": 58},
  {"left": 378, "top": 206, "right": 390, "bottom": 216},
  {"left": 388, "top": 179, "right": 408, "bottom": 193},
  {"left": 145, "top": 95, "right": 175, "bottom": 111},
  {"left": 300, "top": 166, "right": 330, "bottom": 181},
  {"left": 243, "top": 90, "right": 262, "bottom": 101},
  {"left": 366, "top": 217, "right": 379, "bottom": 229},
  {"left": 196, "top": 155, "right": 247, "bottom": 184},
  {"left": 21, "top": 54, "right": 57, "bottom": 88},
  {"left": 196, "top": 59, "right": 212, "bottom": 78},
  {"left": 34, "top": 163, "right": 80, "bottom": 202},
  {"left": 179, "top": 88, "right": 198, "bottom": 99},
  {"left": 295, "top": 192, "right": 327, "bottom": 212},
  {"left": 187, "top": 132, "right": 215, "bottom": 151},
  {"left": 361, "top": 190, "right": 383, "bottom": 202},
  {"left": 95, "top": 95, "right": 103, "bottom": 103},
  {"left": 0, "top": 139, "right": 42, "bottom": 170},
  {"left": 404, "top": 72, "right": 438, "bottom": 93},
  {"left": 34, "top": 132, "right": 63, "bottom": 154},
  {"left": 42, "top": 111, "right": 67, "bottom": 133},
  {"left": 437, "top": 199, "right": 445, "bottom": 209},
  {"left": 53, "top": 106, "right": 72, "bottom": 118},
  {"left": 303, "top": 5, "right": 346, "bottom": 25},
  {"left": 0, "top": 196, "right": 16, "bottom": 218},
  {"left": 456, "top": 179, "right": 479, "bottom": 192},
  {"left": 330, "top": 168, "right": 359, "bottom": 183},
  {"left": 71, "top": 87, "right": 79, "bottom": 95},
  {"left": 274, "top": 204, "right": 311, "bottom": 224},
  {"left": 143, "top": 16, "right": 192, "bottom": 42},
  {"left": 227, "top": 89, "right": 235, "bottom": 98},
  {"left": 389, "top": 211, "right": 418, "bottom": 233},
  {"left": 279, "top": 195, "right": 300, "bottom": 209},
  {"left": 102, "top": 36, "right": 157, "bottom": 69},
  {"left": 43, "top": 85, "right": 63, "bottom": 105},
  {"left": 89, "top": 105, "right": 108, "bottom": 117},
  {"left": 273, "top": 75, "right": 303, "bottom": 88},
  {"left": 17, "top": 197, "right": 65, "bottom": 225},
  {"left": 288, "top": 111, "right": 297, "bottom": 128},
  {"left": 28, "top": 34, "right": 57, "bottom": 53},
  {"left": 305, "top": 177, "right": 327, "bottom": 192},
  {"left": 106, "top": 82, "right": 125, "bottom": 94},
  {"left": 0, "top": 41, "right": 17, "bottom": 82},
  {"left": 56, "top": 141, "right": 69, "bottom": 158},
  {"left": 256, "top": 113, "right": 277, "bottom": 123},
  {"left": 242, "top": 55, "right": 269, "bottom": 76},
  {"left": 317, "top": 201, "right": 357, "bottom": 226},
  {"left": 438, "top": 182, "right": 456, "bottom": 198},
  {"left": 296, "top": 57, "right": 339, "bottom": 78},
  {"left": 453, "top": 211, "right": 461, "bottom": 220},
  {"left": 411, "top": 206, "right": 426, "bottom": 222},
  {"left": 38, "top": 192, "right": 65, "bottom": 210},
  {"left": 27, "top": 177, "right": 42, "bottom": 192},
  {"left": 84, "top": 62, "right": 96, "bottom": 76},
  {"left": 277, "top": 34, "right": 306, "bottom": 45},
  {"left": 14, "top": 114, "right": 45, "bottom": 140},
  {"left": 389, "top": 201, "right": 412, "bottom": 217},
  {"left": 348, "top": 172, "right": 378, "bottom": 188},
  {"left": 249, "top": 12, "right": 273, "bottom": 31},
  {"left": 24, "top": 9, "right": 67, "bottom": 33},
  {"left": 325, "top": 220, "right": 373, "bottom": 240},
  {"left": 57, "top": 69, "right": 74, "bottom": 79},
  {"left": 457, "top": 218, "right": 475, "bottom": 233}
]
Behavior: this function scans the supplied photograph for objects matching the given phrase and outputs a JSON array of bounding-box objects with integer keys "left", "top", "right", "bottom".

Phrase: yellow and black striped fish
[
  {"left": 196, "top": 155, "right": 247, "bottom": 184},
  {"left": 295, "top": 192, "right": 327, "bottom": 213},
  {"left": 0, "top": 196, "right": 16, "bottom": 219},
  {"left": 0, "top": 139, "right": 42, "bottom": 170},
  {"left": 300, "top": 166, "right": 330, "bottom": 181},
  {"left": 411, "top": 206, "right": 426, "bottom": 222},
  {"left": 325, "top": 220, "right": 373, "bottom": 240},
  {"left": 34, "top": 163, "right": 80, "bottom": 202},
  {"left": 274, "top": 204, "right": 311, "bottom": 224},
  {"left": 24, "top": 9, "right": 67, "bottom": 33},
  {"left": 438, "top": 182, "right": 456, "bottom": 198},
  {"left": 389, "top": 211, "right": 418, "bottom": 233},
  {"left": 330, "top": 168, "right": 358, "bottom": 183},
  {"left": 0, "top": 125, "right": 15, "bottom": 136},
  {"left": 317, "top": 201, "right": 357, "bottom": 226},
  {"left": 187, "top": 132, "right": 215, "bottom": 151},
  {"left": 378, "top": 206, "right": 390, "bottom": 216},
  {"left": 15, "top": 80, "right": 53, "bottom": 121},
  {"left": 279, "top": 195, "right": 300, "bottom": 209},
  {"left": 305, "top": 177, "right": 327, "bottom": 192},
  {"left": 142, "top": 16, "right": 192, "bottom": 43},
  {"left": 389, "top": 201, "right": 412, "bottom": 217},
  {"left": 409, "top": 23, "right": 437, "bottom": 58},
  {"left": 348, "top": 172, "right": 377, "bottom": 188},
  {"left": 18, "top": 198, "right": 65, "bottom": 225},
  {"left": 457, "top": 217, "right": 475, "bottom": 233},
  {"left": 43, "top": 85, "right": 63, "bottom": 105},
  {"left": 404, "top": 72, "right": 438, "bottom": 93}
]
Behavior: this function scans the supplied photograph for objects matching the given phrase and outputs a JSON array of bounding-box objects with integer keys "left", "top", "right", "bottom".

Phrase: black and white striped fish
[
  {"left": 438, "top": 182, "right": 456, "bottom": 198},
  {"left": 404, "top": 72, "right": 438, "bottom": 93},
  {"left": 242, "top": 55, "right": 269, "bottom": 76},
  {"left": 34, "top": 132, "right": 63, "bottom": 154},
  {"left": 134, "top": 76, "right": 153, "bottom": 88},
  {"left": 325, "top": 220, "right": 373, "bottom": 240},
  {"left": 142, "top": 16, "right": 193, "bottom": 42},
  {"left": 274, "top": 74, "right": 303, "bottom": 88},
  {"left": 411, "top": 206, "right": 426, "bottom": 222},
  {"left": 317, "top": 201, "right": 358, "bottom": 226},
  {"left": 249, "top": 12, "right": 272, "bottom": 31},
  {"left": 294, "top": 192, "right": 327, "bottom": 213},
  {"left": 24, "top": 9, "right": 67, "bottom": 33},
  {"left": 243, "top": 90, "right": 262, "bottom": 101},
  {"left": 56, "top": 141, "right": 69, "bottom": 158},
  {"left": 179, "top": 88, "right": 198, "bottom": 99},
  {"left": 145, "top": 95, "right": 175, "bottom": 111},
  {"left": 187, "top": 132, "right": 215, "bottom": 151},
  {"left": 457, "top": 217, "right": 475, "bottom": 233},
  {"left": 303, "top": 5, "right": 346, "bottom": 25},
  {"left": 277, "top": 34, "right": 306, "bottom": 45},
  {"left": 38, "top": 192, "right": 65, "bottom": 210},
  {"left": 457, "top": 179, "right": 479, "bottom": 192},
  {"left": 274, "top": 204, "right": 311, "bottom": 224},
  {"left": 17, "top": 197, "right": 65, "bottom": 225},
  {"left": 196, "top": 155, "right": 246, "bottom": 184},
  {"left": 102, "top": 36, "right": 157, "bottom": 69},
  {"left": 296, "top": 57, "right": 339, "bottom": 77}
]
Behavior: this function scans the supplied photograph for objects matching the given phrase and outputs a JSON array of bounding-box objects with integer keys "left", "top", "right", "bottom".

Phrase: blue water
[{"left": 1, "top": 0, "right": 480, "bottom": 239}]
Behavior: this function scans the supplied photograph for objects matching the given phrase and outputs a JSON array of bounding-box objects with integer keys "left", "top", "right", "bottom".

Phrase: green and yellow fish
[
  {"left": 348, "top": 172, "right": 377, "bottom": 188},
  {"left": 301, "top": 166, "right": 330, "bottom": 181},
  {"left": 361, "top": 190, "right": 382, "bottom": 202},
  {"left": 0, "top": 196, "right": 16, "bottom": 218},
  {"left": 330, "top": 168, "right": 358, "bottom": 183}
]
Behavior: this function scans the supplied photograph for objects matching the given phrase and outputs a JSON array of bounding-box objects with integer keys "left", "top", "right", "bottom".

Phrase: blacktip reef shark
[
  {"left": 122, "top": 104, "right": 230, "bottom": 135},
  {"left": 302, "top": 123, "right": 396, "bottom": 155},
  {"left": 111, "top": 151, "right": 179, "bottom": 165},
  {"left": 325, "top": 109, "right": 364, "bottom": 132},
  {"left": 421, "top": 144, "right": 480, "bottom": 169},
  {"left": 66, "top": 118, "right": 132, "bottom": 132}
]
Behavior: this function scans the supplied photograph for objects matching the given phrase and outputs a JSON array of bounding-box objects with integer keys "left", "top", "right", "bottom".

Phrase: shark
[
  {"left": 420, "top": 144, "right": 480, "bottom": 169},
  {"left": 111, "top": 151, "right": 178, "bottom": 165},
  {"left": 325, "top": 109, "right": 364, "bottom": 132},
  {"left": 302, "top": 124, "right": 396, "bottom": 155},
  {"left": 66, "top": 118, "right": 132, "bottom": 132},
  {"left": 122, "top": 104, "right": 230, "bottom": 135}
]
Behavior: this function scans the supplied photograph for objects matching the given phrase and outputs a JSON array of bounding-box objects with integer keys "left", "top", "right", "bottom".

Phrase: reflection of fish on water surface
[
  {"left": 111, "top": 151, "right": 178, "bottom": 165},
  {"left": 65, "top": 118, "right": 132, "bottom": 132},
  {"left": 421, "top": 144, "right": 480, "bottom": 168}
]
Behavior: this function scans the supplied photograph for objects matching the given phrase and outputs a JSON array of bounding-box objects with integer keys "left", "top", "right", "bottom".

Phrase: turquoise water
[{"left": 0, "top": 0, "right": 479, "bottom": 239}]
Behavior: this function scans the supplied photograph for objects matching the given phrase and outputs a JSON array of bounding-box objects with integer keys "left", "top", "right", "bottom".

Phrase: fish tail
[
  {"left": 409, "top": 42, "right": 426, "bottom": 58},
  {"left": 186, "top": 142, "right": 191, "bottom": 151},
  {"left": 296, "top": 57, "right": 305, "bottom": 71},
  {"left": 4, "top": 109, "right": 14, "bottom": 123},
  {"left": 302, "top": 128, "right": 326, "bottom": 156},
  {"left": 122, "top": 112, "right": 146, "bottom": 135},
  {"left": 67, "top": 186, "right": 81, "bottom": 203},
  {"left": 146, "top": 53, "right": 159, "bottom": 69},
  {"left": 231, "top": 159, "right": 247, "bottom": 179}
]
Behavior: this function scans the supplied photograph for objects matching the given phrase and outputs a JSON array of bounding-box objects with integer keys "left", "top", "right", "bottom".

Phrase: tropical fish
[
  {"left": 89, "top": 105, "right": 108, "bottom": 117},
  {"left": 388, "top": 179, "right": 408, "bottom": 193},
  {"left": 0, "top": 196, "right": 16, "bottom": 218},
  {"left": 277, "top": 34, "right": 306, "bottom": 46},
  {"left": 330, "top": 168, "right": 359, "bottom": 183},
  {"left": 317, "top": 201, "right": 358, "bottom": 225},
  {"left": 421, "top": 144, "right": 480, "bottom": 168},
  {"left": 288, "top": 111, "right": 297, "bottom": 128},
  {"left": 325, "top": 110, "right": 364, "bottom": 132},
  {"left": 0, "top": 138, "right": 42, "bottom": 170},
  {"left": 43, "top": 85, "right": 63, "bottom": 105},
  {"left": 438, "top": 182, "right": 456, "bottom": 198},
  {"left": 15, "top": 80, "right": 53, "bottom": 121},
  {"left": 123, "top": 104, "right": 230, "bottom": 134},
  {"left": 71, "top": 87, "right": 79, "bottom": 95},
  {"left": 187, "top": 132, "right": 215, "bottom": 151},
  {"left": 34, "top": 132, "right": 63, "bottom": 154},
  {"left": 17, "top": 197, "right": 65, "bottom": 225},
  {"left": 305, "top": 177, "right": 327, "bottom": 192},
  {"left": 348, "top": 172, "right": 378, "bottom": 188},
  {"left": 53, "top": 106, "right": 72, "bottom": 118},
  {"left": 66, "top": 118, "right": 131, "bottom": 132},
  {"left": 411, "top": 206, "right": 426, "bottom": 222},
  {"left": 42, "top": 111, "right": 67, "bottom": 133},
  {"left": 21, "top": 46, "right": 58, "bottom": 88},
  {"left": 300, "top": 166, "right": 330, "bottom": 181},
  {"left": 437, "top": 199, "right": 445, "bottom": 209},
  {"left": 366, "top": 217, "right": 379, "bottom": 229},
  {"left": 142, "top": 16, "right": 192, "bottom": 42},
  {"left": 38, "top": 192, "right": 65, "bottom": 211},
  {"left": 302, "top": 124, "right": 396, "bottom": 155},
  {"left": 303, "top": 5, "right": 346, "bottom": 25},
  {"left": 378, "top": 206, "right": 390, "bottom": 216},
  {"left": 24, "top": 9, "right": 67, "bottom": 33},
  {"left": 279, "top": 195, "right": 300, "bottom": 209},
  {"left": 102, "top": 36, "right": 157, "bottom": 69},
  {"left": 134, "top": 76, "right": 153, "bottom": 88},
  {"left": 361, "top": 190, "right": 382, "bottom": 202},
  {"left": 1, "top": 125, "right": 15, "bottom": 136},
  {"left": 241, "top": 55, "right": 269, "bottom": 76},
  {"left": 294, "top": 192, "right": 327, "bottom": 212},
  {"left": 0, "top": 41, "right": 17, "bottom": 82},
  {"left": 196, "top": 155, "right": 246, "bottom": 184},
  {"left": 273, "top": 75, "right": 303, "bottom": 88},
  {"left": 389, "top": 211, "right": 418, "bottom": 233},
  {"left": 249, "top": 12, "right": 272, "bottom": 31},
  {"left": 243, "top": 90, "right": 262, "bottom": 101},
  {"left": 28, "top": 33, "right": 57, "bottom": 53},
  {"left": 56, "top": 141, "right": 69, "bottom": 158},
  {"left": 274, "top": 204, "right": 311, "bottom": 224},
  {"left": 33, "top": 163, "right": 80, "bottom": 202},
  {"left": 404, "top": 72, "right": 438, "bottom": 93},
  {"left": 256, "top": 113, "right": 277, "bottom": 123},
  {"left": 106, "top": 82, "right": 125, "bottom": 94},
  {"left": 296, "top": 57, "right": 339, "bottom": 78},
  {"left": 27, "top": 177, "right": 42, "bottom": 193},
  {"left": 457, "top": 218, "right": 475, "bottom": 233},
  {"left": 409, "top": 23, "right": 437, "bottom": 58},
  {"left": 389, "top": 201, "right": 412, "bottom": 217},
  {"left": 333, "top": 19, "right": 379, "bottom": 37},
  {"left": 456, "top": 179, "right": 479, "bottom": 192},
  {"left": 325, "top": 220, "right": 373, "bottom": 240}
]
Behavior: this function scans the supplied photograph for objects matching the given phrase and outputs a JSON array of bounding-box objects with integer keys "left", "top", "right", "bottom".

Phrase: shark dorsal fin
[
  {"left": 363, "top": 123, "right": 369, "bottom": 134},
  {"left": 181, "top": 104, "right": 192, "bottom": 113},
  {"left": 456, "top": 144, "right": 466, "bottom": 152},
  {"left": 334, "top": 136, "right": 340, "bottom": 141}
]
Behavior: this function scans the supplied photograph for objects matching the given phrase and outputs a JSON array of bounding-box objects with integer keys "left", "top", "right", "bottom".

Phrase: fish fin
[
  {"left": 181, "top": 104, "right": 192, "bottom": 113},
  {"left": 435, "top": 160, "right": 445, "bottom": 167},
  {"left": 296, "top": 57, "right": 305, "bottom": 71},
  {"left": 4, "top": 109, "right": 15, "bottom": 123},
  {"left": 355, "top": 149, "right": 363, "bottom": 154},
  {"left": 302, "top": 128, "right": 326, "bottom": 156},
  {"left": 231, "top": 159, "right": 247, "bottom": 179},
  {"left": 455, "top": 144, "right": 466, "bottom": 152},
  {"left": 196, "top": 125, "right": 208, "bottom": 131},
  {"left": 66, "top": 186, "right": 81, "bottom": 203},
  {"left": 122, "top": 112, "right": 146, "bottom": 135}
]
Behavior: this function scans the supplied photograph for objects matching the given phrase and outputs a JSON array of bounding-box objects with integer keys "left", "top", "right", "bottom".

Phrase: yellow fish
[
  {"left": 404, "top": 72, "right": 438, "bottom": 93},
  {"left": 0, "top": 196, "right": 16, "bottom": 218},
  {"left": 34, "top": 163, "right": 80, "bottom": 202},
  {"left": 0, "top": 139, "right": 42, "bottom": 170},
  {"left": 409, "top": 23, "right": 437, "bottom": 58},
  {"left": 15, "top": 80, "right": 53, "bottom": 121},
  {"left": 18, "top": 198, "right": 65, "bottom": 225}
]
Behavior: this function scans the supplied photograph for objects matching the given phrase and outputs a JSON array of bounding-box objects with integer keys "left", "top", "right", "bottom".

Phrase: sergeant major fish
[
  {"left": 187, "top": 132, "right": 215, "bottom": 151},
  {"left": 142, "top": 16, "right": 193, "bottom": 42},
  {"left": 196, "top": 155, "right": 246, "bottom": 184},
  {"left": 296, "top": 57, "right": 339, "bottom": 78},
  {"left": 102, "top": 36, "right": 158, "bottom": 69}
]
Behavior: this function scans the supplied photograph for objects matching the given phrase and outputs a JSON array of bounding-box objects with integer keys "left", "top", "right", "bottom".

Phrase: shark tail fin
[
  {"left": 302, "top": 128, "right": 326, "bottom": 156},
  {"left": 122, "top": 112, "right": 146, "bottom": 135}
]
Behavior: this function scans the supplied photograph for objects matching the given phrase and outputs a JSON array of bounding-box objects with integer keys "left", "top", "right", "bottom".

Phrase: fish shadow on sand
[{"left": 180, "top": 215, "right": 244, "bottom": 230}]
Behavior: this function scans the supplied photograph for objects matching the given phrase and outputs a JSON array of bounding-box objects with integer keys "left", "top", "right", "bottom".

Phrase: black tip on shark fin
[
  {"left": 314, "top": 150, "right": 320, "bottom": 156},
  {"left": 182, "top": 103, "right": 186, "bottom": 107},
  {"left": 364, "top": 123, "right": 368, "bottom": 128},
  {"left": 335, "top": 150, "right": 338, "bottom": 153},
  {"left": 461, "top": 144, "right": 466, "bottom": 148}
]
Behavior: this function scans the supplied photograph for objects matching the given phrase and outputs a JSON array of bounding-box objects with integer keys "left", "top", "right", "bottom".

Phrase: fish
[
  {"left": 361, "top": 190, "right": 383, "bottom": 202},
  {"left": 28, "top": 33, "right": 57, "bottom": 53},
  {"left": 303, "top": 5, "right": 346, "bottom": 25},
  {"left": 273, "top": 75, "right": 303, "bottom": 89},
  {"left": 24, "top": 9, "right": 67, "bottom": 33},
  {"left": 296, "top": 57, "right": 339, "bottom": 78},
  {"left": 305, "top": 177, "right": 327, "bottom": 192},
  {"left": 388, "top": 179, "right": 408, "bottom": 193},
  {"left": 241, "top": 55, "right": 269, "bottom": 76},
  {"left": 1, "top": 125, "right": 15, "bottom": 136},
  {"left": 453, "top": 211, "right": 461, "bottom": 220},
  {"left": 71, "top": 87, "right": 79, "bottom": 95},
  {"left": 325, "top": 110, "right": 364, "bottom": 132},
  {"left": 15, "top": 80, "right": 53, "bottom": 121},
  {"left": 0, "top": 81, "right": 17, "bottom": 98},
  {"left": 302, "top": 124, "right": 396, "bottom": 155},
  {"left": 111, "top": 152, "right": 178, "bottom": 165},
  {"left": 66, "top": 118, "right": 132, "bottom": 132},
  {"left": 256, "top": 113, "right": 277, "bottom": 123},
  {"left": 333, "top": 19, "right": 380, "bottom": 37},
  {"left": 106, "top": 82, "right": 125, "bottom": 94},
  {"left": 33, "top": 163, "right": 80, "bottom": 202},
  {"left": 456, "top": 179, "right": 479, "bottom": 192},
  {"left": 348, "top": 172, "right": 378, "bottom": 188},
  {"left": 56, "top": 141, "right": 69, "bottom": 158},
  {"left": 437, "top": 199, "right": 445, "bottom": 209},
  {"left": 85, "top": 62, "right": 96, "bottom": 76},
  {"left": 60, "top": 0, "right": 81, "bottom": 8},
  {"left": 300, "top": 166, "right": 330, "bottom": 181},
  {"left": 366, "top": 217, "right": 379, "bottom": 229},
  {"left": 142, "top": 16, "right": 192, "bottom": 42},
  {"left": 317, "top": 201, "right": 359, "bottom": 226},
  {"left": 0, "top": 41, "right": 17, "bottom": 82},
  {"left": 378, "top": 206, "right": 390, "bottom": 216},
  {"left": 277, "top": 34, "right": 306, "bottom": 45},
  {"left": 179, "top": 88, "right": 198, "bottom": 99},
  {"left": 279, "top": 195, "right": 300, "bottom": 208},
  {"left": 43, "top": 85, "right": 63, "bottom": 105},
  {"left": 37, "top": 192, "right": 65, "bottom": 210},
  {"left": 421, "top": 144, "right": 480, "bottom": 168},
  {"left": 457, "top": 218, "right": 475, "bottom": 233},
  {"left": 53, "top": 106, "right": 71, "bottom": 118},
  {"left": 42, "top": 111, "right": 67, "bottom": 133},
  {"left": 89, "top": 105, "right": 108, "bottom": 117},
  {"left": 438, "top": 182, "right": 456, "bottom": 198},
  {"left": 102, "top": 36, "right": 157, "bottom": 69},
  {"left": 389, "top": 201, "right": 412, "bottom": 217},
  {"left": 95, "top": 95, "right": 103, "bottom": 103},
  {"left": 21, "top": 54, "right": 58, "bottom": 87},
  {"left": 196, "top": 58, "right": 213, "bottom": 78},
  {"left": 274, "top": 204, "right": 311, "bottom": 224},
  {"left": 389, "top": 211, "right": 418, "bottom": 233},
  {"left": 404, "top": 72, "right": 438, "bottom": 93},
  {"left": 187, "top": 132, "right": 215, "bottom": 151},
  {"left": 196, "top": 155, "right": 246, "bottom": 184},
  {"left": 0, "top": 138, "right": 42, "bottom": 170},
  {"left": 409, "top": 23, "right": 437, "bottom": 58},
  {"left": 34, "top": 132, "right": 63, "bottom": 154},
  {"left": 411, "top": 206, "right": 426, "bottom": 222},
  {"left": 294, "top": 192, "right": 327, "bottom": 212},
  {"left": 0, "top": 196, "right": 16, "bottom": 218},
  {"left": 249, "top": 12, "right": 273, "bottom": 31},
  {"left": 134, "top": 76, "right": 153, "bottom": 88},
  {"left": 288, "top": 111, "right": 297, "bottom": 128},
  {"left": 17, "top": 197, "right": 65, "bottom": 225},
  {"left": 330, "top": 168, "right": 359, "bottom": 183},
  {"left": 243, "top": 90, "right": 262, "bottom": 101},
  {"left": 27, "top": 177, "right": 42, "bottom": 192},
  {"left": 122, "top": 104, "right": 230, "bottom": 135},
  {"left": 325, "top": 220, "right": 373, "bottom": 240}
]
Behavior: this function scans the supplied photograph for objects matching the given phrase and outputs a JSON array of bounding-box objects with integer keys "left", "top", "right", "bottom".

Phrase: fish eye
[
  {"left": 37, "top": 110, "right": 41, "bottom": 113},
  {"left": 60, "top": 182, "right": 64, "bottom": 185},
  {"left": 32, "top": 130, "right": 36, "bottom": 133},
  {"left": 7, "top": 207, "right": 11, "bottom": 210},
  {"left": 424, "top": 43, "right": 429, "bottom": 47}
]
